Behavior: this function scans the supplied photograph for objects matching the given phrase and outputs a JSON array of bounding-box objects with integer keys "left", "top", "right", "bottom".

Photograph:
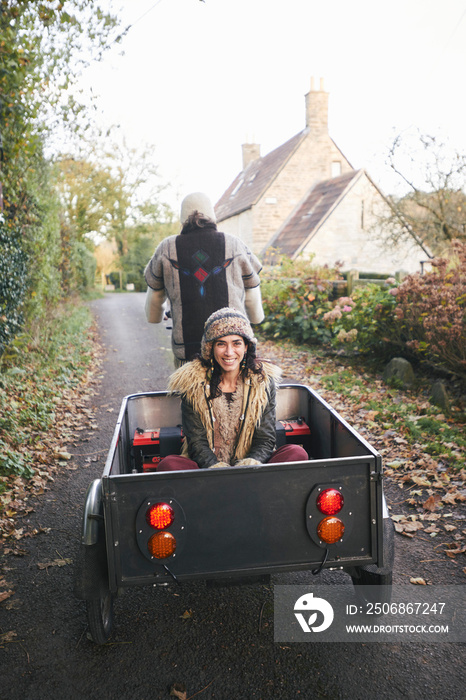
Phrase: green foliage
[
  {"left": 262, "top": 247, "right": 465, "bottom": 381},
  {"left": 0, "top": 440, "right": 34, "bottom": 479},
  {"left": 261, "top": 253, "right": 340, "bottom": 345},
  {"left": 0, "top": 302, "right": 95, "bottom": 479},
  {"left": 322, "top": 244, "right": 465, "bottom": 379},
  {"left": 323, "top": 283, "right": 398, "bottom": 356},
  {"left": 0, "top": 0, "right": 119, "bottom": 353},
  {"left": 0, "top": 222, "right": 28, "bottom": 352},
  {"left": 72, "top": 241, "right": 98, "bottom": 292},
  {"left": 55, "top": 156, "right": 130, "bottom": 244},
  {"left": 121, "top": 228, "right": 171, "bottom": 292}
]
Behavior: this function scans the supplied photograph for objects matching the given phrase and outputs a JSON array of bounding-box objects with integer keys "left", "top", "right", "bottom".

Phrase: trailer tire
[
  {"left": 86, "top": 591, "right": 114, "bottom": 645},
  {"left": 351, "top": 517, "right": 395, "bottom": 608}
]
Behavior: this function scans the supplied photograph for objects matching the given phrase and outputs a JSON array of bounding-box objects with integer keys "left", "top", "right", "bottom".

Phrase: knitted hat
[
  {"left": 180, "top": 192, "right": 216, "bottom": 224},
  {"left": 201, "top": 307, "right": 257, "bottom": 360}
]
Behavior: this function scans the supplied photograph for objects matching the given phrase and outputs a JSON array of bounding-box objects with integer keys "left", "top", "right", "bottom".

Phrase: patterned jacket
[
  {"left": 168, "top": 358, "right": 282, "bottom": 467},
  {"left": 144, "top": 223, "right": 263, "bottom": 361}
]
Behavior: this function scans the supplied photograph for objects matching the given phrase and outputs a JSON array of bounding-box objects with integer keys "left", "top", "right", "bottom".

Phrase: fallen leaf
[
  {"left": 37, "top": 558, "right": 72, "bottom": 570},
  {"left": 365, "top": 410, "right": 379, "bottom": 421},
  {"left": 179, "top": 609, "right": 193, "bottom": 620},
  {"left": 422, "top": 494, "right": 441, "bottom": 512},
  {"left": 442, "top": 491, "right": 460, "bottom": 505},
  {"left": 444, "top": 545, "right": 466, "bottom": 558},
  {"left": 424, "top": 524, "right": 440, "bottom": 534},
  {"left": 411, "top": 475, "right": 431, "bottom": 487},
  {"left": 0, "top": 590, "right": 14, "bottom": 603},
  {"left": 55, "top": 451, "right": 72, "bottom": 461},
  {"left": 170, "top": 683, "right": 187, "bottom": 700},
  {"left": 393, "top": 519, "right": 424, "bottom": 534},
  {"left": 410, "top": 577, "right": 427, "bottom": 585},
  {"left": 0, "top": 630, "right": 17, "bottom": 642}
]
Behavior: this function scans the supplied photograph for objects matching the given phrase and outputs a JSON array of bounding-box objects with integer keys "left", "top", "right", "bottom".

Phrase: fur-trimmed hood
[{"left": 168, "top": 358, "right": 281, "bottom": 462}]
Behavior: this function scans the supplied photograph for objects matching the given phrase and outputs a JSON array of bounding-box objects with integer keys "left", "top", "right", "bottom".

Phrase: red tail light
[
  {"left": 146, "top": 502, "right": 175, "bottom": 530},
  {"left": 317, "top": 488, "right": 344, "bottom": 515},
  {"left": 137, "top": 498, "right": 185, "bottom": 563}
]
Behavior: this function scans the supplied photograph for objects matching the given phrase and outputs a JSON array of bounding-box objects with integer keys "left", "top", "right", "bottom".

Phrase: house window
[
  {"left": 265, "top": 197, "right": 277, "bottom": 204},
  {"left": 331, "top": 161, "right": 341, "bottom": 178},
  {"left": 361, "top": 200, "right": 365, "bottom": 229}
]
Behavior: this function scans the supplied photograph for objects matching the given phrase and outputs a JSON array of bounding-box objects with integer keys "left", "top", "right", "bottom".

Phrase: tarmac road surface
[{"left": 0, "top": 292, "right": 464, "bottom": 700}]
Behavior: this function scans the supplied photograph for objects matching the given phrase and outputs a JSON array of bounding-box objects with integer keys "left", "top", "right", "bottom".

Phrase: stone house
[{"left": 214, "top": 79, "right": 429, "bottom": 274}]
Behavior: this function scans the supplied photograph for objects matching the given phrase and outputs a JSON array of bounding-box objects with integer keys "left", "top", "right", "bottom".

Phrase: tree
[
  {"left": 0, "top": 0, "right": 121, "bottom": 222},
  {"left": 0, "top": 0, "right": 121, "bottom": 349},
  {"left": 382, "top": 130, "right": 466, "bottom": 256},
  {"left": 54, "top": 141, "right": 178, "bottom": 291}
]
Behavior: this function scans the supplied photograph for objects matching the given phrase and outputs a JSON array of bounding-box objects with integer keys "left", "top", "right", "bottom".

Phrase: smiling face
[{"left": 213, "top": 335, "right": 247, "bottom": 375}]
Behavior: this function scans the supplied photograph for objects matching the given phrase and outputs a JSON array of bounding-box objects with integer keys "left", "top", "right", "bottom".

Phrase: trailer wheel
[
  {"left": 86, "top": 591, "right": 114, "bottom": 644},
  {"left": 352, "top": 568, "right": 392, "bottom": 606},
  {"left": 351, "top": 517, "right": 395, "bottom": 608}
]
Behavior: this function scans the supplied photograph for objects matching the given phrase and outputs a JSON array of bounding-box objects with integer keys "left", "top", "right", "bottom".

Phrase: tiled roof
[
  {"left": 267, "top": 170, "right": 362, "bottom": 257},
  {"left": 215, "top": 130, "right": 308, "bottom": 221}
]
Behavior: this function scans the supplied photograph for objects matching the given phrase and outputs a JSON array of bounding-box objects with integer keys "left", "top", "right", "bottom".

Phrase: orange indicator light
[
  {"left": 317, "top": 516, "right": 345, "bottom": 544},
  {"left": 148, "top": 531, "right": 177, "bottom": 559}
]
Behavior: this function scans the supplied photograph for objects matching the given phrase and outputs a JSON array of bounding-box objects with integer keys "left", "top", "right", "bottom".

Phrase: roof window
[{"left": 230, "top": 178, "right": 244, "bottom": 198}]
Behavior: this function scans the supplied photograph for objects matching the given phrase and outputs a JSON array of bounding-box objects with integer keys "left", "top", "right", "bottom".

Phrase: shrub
[
  {"left": 324, "top": 283, "right": 399, "bottom": 356},
  {"left": 72, "top": 242, "right": 97, "bottom": 292},
  {"left": 260, "top": 246, "right": 466, "bottom": 382},
  {"left": 393, "top": 240, "right": 465, "bottom": 377},
  {"left": 0, "top": 222, "right": 28, "bottom": 354},
  {"left": 260, "top": 253, "right": 340, "bottom": 345},
  {"left": 322, "top": 241, "right": 466, "bottom": 378}
]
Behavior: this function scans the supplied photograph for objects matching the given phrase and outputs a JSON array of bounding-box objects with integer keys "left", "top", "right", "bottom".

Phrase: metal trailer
[{"left": 74, "top": 384, "right": 394, "bottom": 644}]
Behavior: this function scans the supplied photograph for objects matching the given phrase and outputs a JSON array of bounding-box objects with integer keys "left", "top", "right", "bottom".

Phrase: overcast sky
[{"left": 78, "top": 0, "right": 466, "bottom": 214}]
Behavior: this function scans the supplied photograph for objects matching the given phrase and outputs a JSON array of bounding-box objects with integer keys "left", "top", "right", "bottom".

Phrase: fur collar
[{"left": 168, "top": 358, "right": 281, "bottom": 461}]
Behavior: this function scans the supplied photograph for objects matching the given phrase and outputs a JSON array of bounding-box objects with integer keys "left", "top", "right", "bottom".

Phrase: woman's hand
[{"left": 235, "top": 458, "right": 261, "bottom": 466}]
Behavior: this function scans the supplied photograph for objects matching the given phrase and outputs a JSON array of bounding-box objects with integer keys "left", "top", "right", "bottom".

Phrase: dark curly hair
[
  {"left": 181, "top": 211, "right": 216, "bottom": 234},
  {"left": 199, "top": 340, "right": 265, "bottom": 400}
]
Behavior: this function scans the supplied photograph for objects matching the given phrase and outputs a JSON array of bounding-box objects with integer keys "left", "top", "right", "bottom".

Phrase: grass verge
[{"left": 0, "top": 301, "right": 98, "bottom": 495}]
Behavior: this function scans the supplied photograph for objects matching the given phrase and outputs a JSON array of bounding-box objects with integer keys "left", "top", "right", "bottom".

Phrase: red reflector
[
  {"left": 148, "top": 531, "right": 177, "bottom": 559},
  {"left": 317, "top": 488, "right": 344, "bottom": 515},
  {"left": 317, "top": 516, "right": 345, "bottom": 544},
  {"left": 146, "top": 502, "right": 175, "bottom": 530}
]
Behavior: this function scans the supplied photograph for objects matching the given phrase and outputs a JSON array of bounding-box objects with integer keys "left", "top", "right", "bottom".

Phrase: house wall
[
  {"left": 300, "top": 176, "right": 425, "bottom": 274},
  {"left": 218, "top": 209, "right": 254, "bottom": 249},
  {"left": 251, "top": 132, "right": 353, "bottom": 252}
]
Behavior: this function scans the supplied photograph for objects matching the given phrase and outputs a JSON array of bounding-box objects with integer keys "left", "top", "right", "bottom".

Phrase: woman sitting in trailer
[{"left": 157, "top": 307, "right": 307, "bottom": 471}]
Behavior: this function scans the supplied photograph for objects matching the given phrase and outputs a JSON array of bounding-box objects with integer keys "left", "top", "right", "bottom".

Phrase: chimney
[
  {"left": 305, "top": 77, "right": 329, "bottom": 135},
  {"left": 242, "top": 143, "right": 261, "bottom": 169}
]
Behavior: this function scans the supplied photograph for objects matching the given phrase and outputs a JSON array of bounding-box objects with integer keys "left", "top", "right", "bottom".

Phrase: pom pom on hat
[
  {"left": 201, "top": 307, "right": 256, "bottom": 360},
  {"left": 180, "top": 192, "right": 216, "bottom": 224}
]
